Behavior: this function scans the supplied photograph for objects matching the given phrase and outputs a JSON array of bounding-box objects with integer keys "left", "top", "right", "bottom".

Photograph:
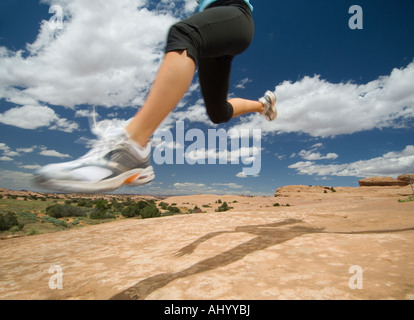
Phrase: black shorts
[{"left": 165, "top": 0, "right": 254, "bottom": 124}]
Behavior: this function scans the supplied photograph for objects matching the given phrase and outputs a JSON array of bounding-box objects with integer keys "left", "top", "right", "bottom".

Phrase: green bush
[
  {"left": 77, "top": 199, "right": 93, "bottom": 207},
  {"left": 90, "top": 209, "right": 115, "bottom": 220},
  {"left": 46, "top": 204, "right": 87, "bottom": 218},
  {"left": 140, "top": 204, "right": 161, "bottom": 219},
  {"left": 167, "top": 206, "right": 180, "bottom": 214},
  {"left": 0, "top": 212, "right": 21, "bottom": 231},
  {"left": 51, "top": 217, "right": 68, "bottom": 228},
  {"left": 121, "top": 200, "right": 155, "bottom": 218},
  {"left": 158, "top": 202, "right": 169, "bottom": 210},
  {"left": 217, "top": 202, "right": 232, "bottom": 212}
]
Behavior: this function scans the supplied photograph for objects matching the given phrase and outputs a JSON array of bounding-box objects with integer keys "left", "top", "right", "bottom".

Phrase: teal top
[{"left": 198, "top": 0, "right": 253, "bottom": 12}]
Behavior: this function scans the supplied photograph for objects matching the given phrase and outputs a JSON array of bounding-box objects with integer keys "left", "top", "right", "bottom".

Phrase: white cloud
[
  {"left": 0, "top": 142, "right": 20, "bottom": 160},
  {"left": 212, "top": 182, "right": 243, "bottom": 189},
  {"left": 0, "top": 105, "right": 78, "bottom": 132},
  {"left": 18, "top": 164, "right": 42, "bottom": 170},
  {"left": 289, "top": 145, "right": 414, "bottom": 178},
  {"left": 39, "top": 147, "right": 71, "bottom": 158},
  {"left": 0, "top": 105, "right": 56, "bottom": 129},
  {"left": 235, "top": 77, "right": 252, "bottom": 89},
  {"left": 0, "top": 0, "right": 182, "bottom": 109},
  {"left": 230, "top": 61, "right": 414, "bottom": 138},
  {"left": 297, "top": 143, "right": 339, "bottom": 161},
  {"left": 16, "top": 147, "right": 35, "bottom": 153},
  {"left": 298, "top": 151, "right": 338, "bottom": 160},
  {"left": 173, "top": 182, "right": 206, "bottom": 189},
  {"left": 0, "top": 170, "right": 35, "bottom": 191}
]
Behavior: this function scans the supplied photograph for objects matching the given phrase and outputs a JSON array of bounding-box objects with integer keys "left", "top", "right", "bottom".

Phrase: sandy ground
[{"left": 0, "top": 185, "right": 413, "bottom": 300}]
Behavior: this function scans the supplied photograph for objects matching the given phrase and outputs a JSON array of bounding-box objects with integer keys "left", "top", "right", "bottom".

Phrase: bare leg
[
  {"left": 126, "top": 50, "right": 196, "bottom": 147},
  {"left": 229, "top": 98, "right": 264, "bottom": 118}
]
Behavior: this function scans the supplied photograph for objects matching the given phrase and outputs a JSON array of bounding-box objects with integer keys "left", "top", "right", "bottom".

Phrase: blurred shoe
[
  {"left": 34, "top": 126, "right": 154, "bottom": 193},
  {"left": 260, "top": 90, "right": 277, "bottom": 121}
]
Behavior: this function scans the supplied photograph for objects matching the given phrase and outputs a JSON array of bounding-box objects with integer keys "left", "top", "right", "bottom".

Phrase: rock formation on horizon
[{"left": 358, "top": 174, "right": 414, "bottom": 187}]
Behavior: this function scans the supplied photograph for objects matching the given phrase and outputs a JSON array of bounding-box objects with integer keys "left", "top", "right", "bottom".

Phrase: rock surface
[
  {"left": 397, "top": 174, "right": 414, "bottom": 185},
  {"left": 1, "top": 186, "right": 414, "bottom": 300},
  {"left": 358, "top": 177, "right": 408, "bottom": 187}
]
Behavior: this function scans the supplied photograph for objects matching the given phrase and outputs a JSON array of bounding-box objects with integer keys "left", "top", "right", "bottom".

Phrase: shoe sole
[{"left": 34, "top": 166, "right": 155, "bottom": 193}]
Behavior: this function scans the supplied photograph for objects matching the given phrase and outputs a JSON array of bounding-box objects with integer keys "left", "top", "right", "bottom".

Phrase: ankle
[{"left": 124, "top": 127, "right": 148, "bottom": 149}]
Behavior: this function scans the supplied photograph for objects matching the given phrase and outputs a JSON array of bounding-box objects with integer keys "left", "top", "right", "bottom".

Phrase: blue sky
[{"left": 0, "top": 0, "right": 413, "bottom": 196}]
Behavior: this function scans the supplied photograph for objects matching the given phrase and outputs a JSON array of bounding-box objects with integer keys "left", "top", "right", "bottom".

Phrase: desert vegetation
[{"left": 0, "top": 192, "right": 203, "bottom": 238}]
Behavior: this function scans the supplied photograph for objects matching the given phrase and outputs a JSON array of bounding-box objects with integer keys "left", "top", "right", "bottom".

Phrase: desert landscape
[{"left": 0, "top": 177, "right": 414, "bottom": 300}]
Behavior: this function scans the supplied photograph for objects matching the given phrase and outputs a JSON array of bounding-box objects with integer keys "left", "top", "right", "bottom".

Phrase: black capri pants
[{"left": 165, "top": 0, "right": 254, "bottom": 124}]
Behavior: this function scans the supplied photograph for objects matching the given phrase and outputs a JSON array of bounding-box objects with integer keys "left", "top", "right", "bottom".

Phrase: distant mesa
[{"left": 358, "top": 174, "right": 414, "bottom": 187}]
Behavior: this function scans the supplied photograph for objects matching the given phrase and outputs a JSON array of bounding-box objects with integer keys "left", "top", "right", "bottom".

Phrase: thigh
[{"left": 174, "top": 6, "right": 254, "bottom": 59}]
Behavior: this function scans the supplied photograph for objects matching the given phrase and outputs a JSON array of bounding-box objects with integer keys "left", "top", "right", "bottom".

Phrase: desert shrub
[
  {"left": 0, "top": 212, "right": 21, "bottom": 231},
  {"left": 77, "top": 199, "right": 93, "bottom": 207},
  {"left": 90, "top": 209, "right": 115, "bottom": 220},
  {"left": 121, "top": 200, "right": 154, "bottom": 218},
  {"left": 140, "top": 204, "right": 161, "bottom": 219},
  {"left": 110, "top": 198, "right": 123, "bottom": 211},
  {"left": 158, "top": 202, "right": 169, "bottom": 210},
  {"left": 167, "top": 206, "right": 180, "bottom": 214},
  {"left": 192, "top": 206, "right": 202, "bottom": 213},
  {"left": 27, "top": 227, "right": 40, "bottom": 235},
  {"left": 0, "top": 215, "right": 8, "bottom": 231},
  {"left": 94, "top": 198, "right": 110, "bottom": 210},
  {"left": 45, "top": 217, "right": 68, "bottom": 228},
  {"left": 46, "top": 204, "right": 87, "bottom": 218},
  {"left": 398, "top": 195, "right": 414, "bottom": 203},
  {"left": 217, "top": 202, "right": 232, "bottom": 212}
]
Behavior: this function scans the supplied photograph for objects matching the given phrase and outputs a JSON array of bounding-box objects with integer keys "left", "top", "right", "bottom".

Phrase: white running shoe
[
  {"left": 259, "top": 90, "right": 277, "bottom": 121},
  {"left": 34, "top": 126, "right": 155, "bottom": 193}
]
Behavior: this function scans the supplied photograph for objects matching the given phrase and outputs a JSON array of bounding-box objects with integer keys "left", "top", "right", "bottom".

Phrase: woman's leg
[
  {"left": 199, "top": 55, "right": 264, "bottom": 124},
  {"left": 126, "top": 50, "right": 196, "bottom": 147},
  {"left": 229, "top": 98, "right": 264, "bottom": 118}
]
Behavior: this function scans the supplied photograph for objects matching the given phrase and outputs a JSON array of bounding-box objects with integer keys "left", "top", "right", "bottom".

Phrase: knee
[{"left": 206, "top": 102, "right": 234, "bottom": 124}]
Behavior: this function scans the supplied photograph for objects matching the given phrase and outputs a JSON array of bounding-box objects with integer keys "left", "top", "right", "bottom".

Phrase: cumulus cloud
[
  {"left": 0, "top": 105, "right": 78, "bottom": 132},
  {"left": 0, "top": 0, "right": 184, "bottom": 109},
  {"left": 289, "top": 145, "right": 414, "bottom": 178},
  {"left": 297, "top": 143, "right": 338, "bottom": 161},
  {"left": 230, "top": 61, "right": 414, "bottom": 138},
  {"left": 0, "top": 142, "right": 21, "bottom": 160},
  {"left": 39, "top": 147, "right": 71, "bottom": 158}
]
